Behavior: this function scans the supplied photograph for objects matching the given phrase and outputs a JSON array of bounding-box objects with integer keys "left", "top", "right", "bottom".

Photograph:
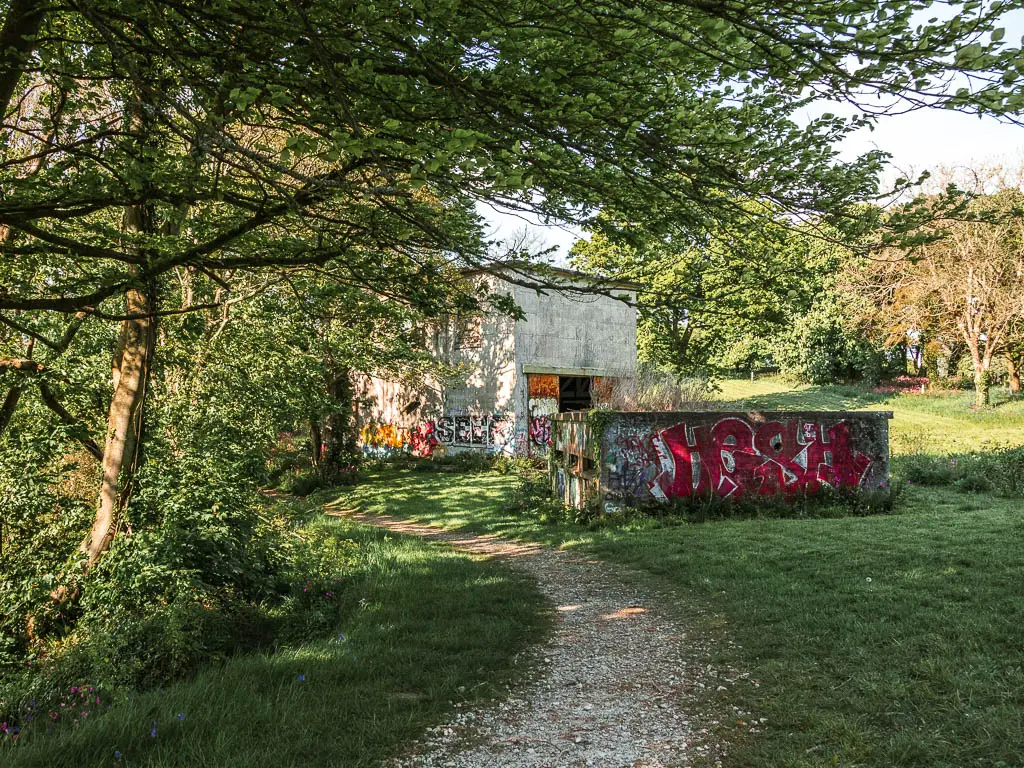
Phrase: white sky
[
  {"left": 480, "top": 11, "right": 1024, "bottom": 262},
  {"left": 480, "top": 111, "right": 1024, "bottom": 262}
]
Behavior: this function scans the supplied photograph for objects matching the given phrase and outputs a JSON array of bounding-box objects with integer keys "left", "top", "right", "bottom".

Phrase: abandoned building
[{"left": 356, "top": 268, "right": 638, "bottom": 457}]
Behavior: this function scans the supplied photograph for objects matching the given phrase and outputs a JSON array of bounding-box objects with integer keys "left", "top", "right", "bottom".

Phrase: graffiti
[
  {"left": 607, "top": 418, "right": 873, "bottom": 500},
  {"left": 526, "top": 395, "right": 558, "bottom": 456},
  {"left": 528, "top": 374, "right": 560, "bottom": 399},
  {"left": 607, "top": 432, "right": 660, "bottom": 497},
  {"left": 529, "top": 416, "right": 552, "bottom": 447},
  {"left": 410, "top": 422, "right": 439, "bottom": 457},
  {"left": 432, "top": 413, "right": 515, "bottom": 453},
  {"left": 360, "top": 422, "right": 411, "bottom": 458},
  {"left": 360, "top": 414, "right": 514, "bottom": 457}
]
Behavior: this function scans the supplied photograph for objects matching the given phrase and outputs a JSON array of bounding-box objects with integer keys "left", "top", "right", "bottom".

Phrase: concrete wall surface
[
  {"left": 356, "top": 271, "right": 639, "bottom": 458},
  {"left": 551, "top": 410, "right": 893, "bottom": 510},
  {"left": 512, "top": 281, "right": 636, "bottom": 376}
]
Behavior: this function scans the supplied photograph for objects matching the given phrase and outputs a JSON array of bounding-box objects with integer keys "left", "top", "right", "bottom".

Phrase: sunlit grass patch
[{"left": 335, "top": 450, "right": 1024, "bottom": 768}]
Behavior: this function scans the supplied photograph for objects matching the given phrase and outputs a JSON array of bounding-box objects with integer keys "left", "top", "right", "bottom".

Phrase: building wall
[
  {"left": 511, "top": 281, "right": 637, "bottom": 375},
  {"left": 511, "top": 279, "right": 637, "bottom": 457},
  {"left": 356, "top": 272, "right": 639, "bottom": 457}
]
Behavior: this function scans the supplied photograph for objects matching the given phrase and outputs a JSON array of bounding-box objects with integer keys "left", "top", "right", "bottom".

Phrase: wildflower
[
  {"left": 297, "top": 674, "right": 306, "bottom": 681},
  {"left": 177, "top": 713, "right": 186, "bottom": 721},
  {"left": 151, "top": 721, "right": 158, "bottom": 738},
  {"left": 115, "top": 751, "right": 122, "bottom": 759},
  {"left": 866, "top": 577, "right": 872, "bottom": 583},
  {"left": 1, "top": 722, "right": 8, "bottom": 734}
]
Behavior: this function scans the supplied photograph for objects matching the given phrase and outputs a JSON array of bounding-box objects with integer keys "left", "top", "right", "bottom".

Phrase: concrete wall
[
  {"left": 510, "top": 279, "right": 637, "bottom": 458},
  {"left": 356, "top": 272, "right": 639, "bottom": 458},
  {"left": 511, "top": 281, "right": 637, "bottom": 375},
  {"left": 551, "top": 410, "right": 893, "bottom": 511}
]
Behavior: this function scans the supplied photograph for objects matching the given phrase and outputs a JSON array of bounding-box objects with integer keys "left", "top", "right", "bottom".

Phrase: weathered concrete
[
  {"left": 356, "top": 269, "right": 637, "bottom": 458},
  {"left": 550, "top": 410, "right": 893, "bottom": 510}
]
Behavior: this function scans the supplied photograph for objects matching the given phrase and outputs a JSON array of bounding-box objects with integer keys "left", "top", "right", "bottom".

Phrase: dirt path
[{"left": 329, "top": 508, "right": 730, "bottom": 768}]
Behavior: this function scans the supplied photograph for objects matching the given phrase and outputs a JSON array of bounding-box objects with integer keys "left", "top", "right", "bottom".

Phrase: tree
[
  {"left": 1000, "top": 317, "right": 1024, "bottom": 395},
  {"left": 2, "top": 0, "right": 1023, "bottom": 573},
  {"left": 863, "top": 190, "right": 1024, "bottom": 406},
  {"left": 570, "top": 205, "right": 850, "bottom": 377}
]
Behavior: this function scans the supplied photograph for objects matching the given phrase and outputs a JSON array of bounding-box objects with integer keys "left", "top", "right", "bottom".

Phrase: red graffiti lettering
[
  {"left": 649, "top": 418, "right": 873, "bottom": 500},
  {"left": 529, "top": 416, "right": 552, "bottom": 447}
]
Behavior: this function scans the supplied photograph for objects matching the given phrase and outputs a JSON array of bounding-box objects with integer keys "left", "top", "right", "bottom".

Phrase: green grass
[
  {"left": 717, "top": 377, "right": 1024, "bottom": 455},
  {"left": 329, "top": 382, "right": 1024, "bottom": 767},
  {"left": 335, "top": 469, "right": 1024, "bottom": 768},
  {"left": 2, "top": 514, "right": 550, "bottom": 768}
]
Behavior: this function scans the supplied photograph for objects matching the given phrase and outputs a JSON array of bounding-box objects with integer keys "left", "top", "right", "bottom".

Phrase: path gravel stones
[{"left": 331, "top": 509, "right": 729, "bottom": 768}]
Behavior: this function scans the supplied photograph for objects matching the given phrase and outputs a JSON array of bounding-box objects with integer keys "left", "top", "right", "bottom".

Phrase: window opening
[{"left": 558, "top": 376, "right": 592, "bottom": 412}]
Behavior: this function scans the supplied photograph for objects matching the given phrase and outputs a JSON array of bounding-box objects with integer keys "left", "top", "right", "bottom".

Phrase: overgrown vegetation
[{"left": 0, "top": 511, "right": 548, "bottom": 766}]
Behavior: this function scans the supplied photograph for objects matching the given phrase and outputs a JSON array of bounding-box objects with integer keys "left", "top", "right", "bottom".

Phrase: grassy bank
[
  {"left": 336, "top": 468, "right": 1024, "bottom": 768},
  {"left": 717, "top": 377, "right": 1024, "bottom": 455},
  {"left": 331, "top": 381, "right": 1024, "bottom": 767},
  {"left": 1, "top": 511, "right": 549, "bottom": 768}
]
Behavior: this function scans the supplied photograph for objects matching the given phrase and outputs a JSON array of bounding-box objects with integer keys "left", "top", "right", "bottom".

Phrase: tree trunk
[
  {"left": 1007, "top": 355, "right": 1021, "bottom": 395},
  {"left": 83, "top": 286, "right": 154, "bottom": 568},
  {"left": 965, "top": 335, "right": 990, "bottom": 408},
  {"left": 309, "top": 418, "right": 323, "bottom": 467},
  {"left": 945, "top": 342, "right": 966, "bottom": 379},
  {"left": 972, "top": 363, "right": 991, "bottom": 408},
  {"left": 320, "top": 368, "right": 356, "bottom": 481},
  {"left": 0, "top": 386, "right": 24, "bottom": 437}
]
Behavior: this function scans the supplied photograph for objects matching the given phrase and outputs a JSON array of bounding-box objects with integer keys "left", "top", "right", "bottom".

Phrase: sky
[
  {"left": 479, "top": 13, "right": 1024, "bottom": 263},
  {"left": 480, "top": 111, "right": 1024, "bottom": 263}
]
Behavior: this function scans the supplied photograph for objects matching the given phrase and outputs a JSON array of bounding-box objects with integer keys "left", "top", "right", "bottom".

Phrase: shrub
[
  {"left": 592, "top": 364, "right": 719, "bottom": 411},
  {"left": 893, "top": 447, "right": 1024, "bottom": 498}
]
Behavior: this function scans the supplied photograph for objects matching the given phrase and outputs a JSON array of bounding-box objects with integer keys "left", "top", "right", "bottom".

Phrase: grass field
[
  {"left": 10, "top": 379, "right": 1018, "bottom": 767},
  {"left": 332, "top": 379, "right": 1024, "bottom": 768},
  {"left": 717, "top": 377, "right": 1024, "bottom": 455},
  {"left": 1, "top": 513, "right": 549, "bottom": 768}
]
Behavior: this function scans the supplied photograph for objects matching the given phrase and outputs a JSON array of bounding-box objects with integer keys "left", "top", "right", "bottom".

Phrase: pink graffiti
[
  {"left": 410, "top": 421, "right": 439, "bottom": 457},
  {"left": 646, "top": 418, "right": 872, "bottom": 500},
  {"left": 529, "top": 416, "right": 552, "bottom": 447}
]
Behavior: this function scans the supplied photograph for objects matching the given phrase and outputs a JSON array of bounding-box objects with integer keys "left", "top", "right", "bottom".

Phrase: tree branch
[{"left": 37, "top": 381, "right": 103, "bottom": 461}]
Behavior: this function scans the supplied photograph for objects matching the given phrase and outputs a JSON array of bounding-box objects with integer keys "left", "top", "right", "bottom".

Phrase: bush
[
  {"left": 894, "top": 447, "right": 1024, "bottom": 498},
  {"left": 772, "top": 296, "right": 895, "bottom": 384},
  {"left": 592, "top": 364, "right": 719, "bottom": 411},
  {"left": 408, "top": 450, "right": 495, "bottom": 473}
]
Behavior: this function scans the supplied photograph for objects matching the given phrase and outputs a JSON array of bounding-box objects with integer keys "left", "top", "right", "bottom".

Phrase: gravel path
[{"left": 330, "top": 508, "right": 731, "bottom": 768}]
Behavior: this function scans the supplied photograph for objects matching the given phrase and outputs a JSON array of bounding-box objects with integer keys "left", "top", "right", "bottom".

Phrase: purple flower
[
  {"left": 151, "top": 721, "right": 158, "bottom": 738},
  {"left": 177, "top": 713, "right": 186, "bottom": 721},
  {"left": 115, "top": 751, "right": 122, "bottom": 759},
  {"left": 297, "top": 674, "right": 306, "bottom": 681}
]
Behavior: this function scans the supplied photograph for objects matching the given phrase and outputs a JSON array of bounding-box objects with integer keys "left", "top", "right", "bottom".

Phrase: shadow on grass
[
  {"left": 722, "top": 383, "right": 890, "bottom": 412},
  {"left": 3, "top": 520, "right": 550, "bottom": 768}
]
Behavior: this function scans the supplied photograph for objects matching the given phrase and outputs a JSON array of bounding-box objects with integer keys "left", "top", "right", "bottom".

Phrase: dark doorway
[{"left": 559, "top": 376, "right": 592, "bottom": 412}]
